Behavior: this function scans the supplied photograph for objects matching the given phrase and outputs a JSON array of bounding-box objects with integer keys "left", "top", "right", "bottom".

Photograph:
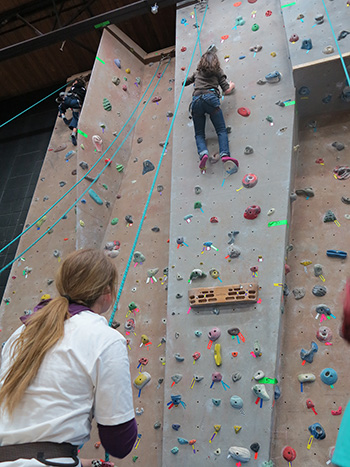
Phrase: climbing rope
[
  {"left": 321, "top": 0, "right": 350, "bottom": 86},
  {"left": 0, "top": 58, "right": 168, "bottom": 260},
  {"left": 0, "top": 80, "right": 75, "bottom": 129},
  {"left": 0, "top": 58, "right": 171, "bottom": 275},
  {"left": 108, "top": 4, "right": 209, "bottom": 324}
]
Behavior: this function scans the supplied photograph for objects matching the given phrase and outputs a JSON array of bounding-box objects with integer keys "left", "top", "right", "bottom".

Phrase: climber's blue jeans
[{"left": 191, "top": 93, "right": 230, "bottom": 158}]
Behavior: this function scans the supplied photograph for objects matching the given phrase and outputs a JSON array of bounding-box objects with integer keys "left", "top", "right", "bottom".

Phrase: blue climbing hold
[
  {"left": 308, "top": 422, "right": 326, "bottom": 440},
  {"left": 320, "top": 368, "right": 338, "bottom": 385},
  {"left": 172, "top": 424, "right": 181, "bottom": 431},
  {"left": 88, "top": 189, "right": 103, "bottom": 205},
  {"left": 301, "top": 39, "right": 312, "bottom": 50},
  {"left": 142, "top": 160, "right": 155, "bottom": 175},
  {"left": 322, "top": 94, "right": 332, "bottom": 104},
  {"left": 65, "top": 150, "right": 75, "bottom": 160},
  {"left": 298, "top": 86, "right": 310, "bottom": 96},
  {"left": 114, "top": 58, "right": 121, "bottom": 68},
  {"left": 177, "top": 437, "right": 189, "bottom": 445},
  {"left": 171, "top": 447, "right": 179, "bottom": 454}
]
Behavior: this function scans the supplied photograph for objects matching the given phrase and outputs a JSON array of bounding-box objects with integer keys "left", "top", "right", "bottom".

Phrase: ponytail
[{"left": 0, "top": 297, "right": 70, "bottom": 416}]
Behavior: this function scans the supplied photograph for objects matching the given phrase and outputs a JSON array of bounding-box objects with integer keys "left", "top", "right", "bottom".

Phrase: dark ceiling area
[{"left": 0, "top": 0, "right": 179, "bottom": 102}]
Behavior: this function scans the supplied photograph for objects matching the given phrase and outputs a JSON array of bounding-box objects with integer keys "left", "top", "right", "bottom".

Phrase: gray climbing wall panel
[
  {"left": 281, "top": 0, "right": 350, "bottom": 117},
  {"left": 163, "top": 1, "right": 296, "bottom": 464}
]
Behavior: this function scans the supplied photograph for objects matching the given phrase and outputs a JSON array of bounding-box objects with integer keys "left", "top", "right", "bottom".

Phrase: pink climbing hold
[
  {"left": 122, "top": 85, "right": 127, "bottom": 91},
  {"left": 237, "top": 107, "right": 251, "bottom": 117},
  {"left": 92, "top": 135, "right": 103, "bottom": 152}
]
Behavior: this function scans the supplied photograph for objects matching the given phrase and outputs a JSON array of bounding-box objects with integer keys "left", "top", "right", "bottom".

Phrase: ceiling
[{"left": 0, "top": 0, "right": 179, "bottom": 102}]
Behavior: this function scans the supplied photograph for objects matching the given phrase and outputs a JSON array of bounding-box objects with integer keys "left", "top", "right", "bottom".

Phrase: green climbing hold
[
  {"left": 128, "top": 302, "right": 138, "bottom": 311},
  {"left": 88, "top": 189, "right": 103, "bottom": 205},
  {"left": 132, "top": 456, "right": 138, "bottom": 463},
  {"left": 36, "top": 216, "right": 47, "bottom": 228},
  {"left": 194, "top": 201, "right": 202, "bottom": 209},
  {"left": 111, "top": 218, "right": 119, "bottom": 225},
  {"left": 103, "top": 97, "right": 112, "bottom": 111},
  {"left": 103, "top": 184, "right": 108, "bottom": 190},
  {"left": 252, "top": 23, "right": 259, "bottom": 31},
  {"left": 116, "top": 164, "right": 124, "bottom": 172}
]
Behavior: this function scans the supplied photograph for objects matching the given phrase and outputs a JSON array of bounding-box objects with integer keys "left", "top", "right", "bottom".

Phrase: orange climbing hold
[
  {"left": 221, "top": 35, "right": 229, "bottom": 41},
  {"left": 233, "top": 2, "right": 242, "bottom": 6}
]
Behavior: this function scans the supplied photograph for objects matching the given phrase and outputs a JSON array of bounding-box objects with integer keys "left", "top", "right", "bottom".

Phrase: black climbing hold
[
  {"left": 152, "top": 226, "right": 160, "bottom": 232},
  {"left": 250, "top": 443, "right": 260, "bottom": 453},
  {"left": 227, "top": 327, "right": 240, "bottom": 336},
  {"left": 312, "top": 285, "right": 327, "bottom": 297},
  {"left": 142, "top": 160, "right": 155, "bottom": 175},
  {"left": 338, "top": 30, "right": 350, "bottom": 40},
  {"left": 323, "top": 210, "right": 336, "bottom": 222},
  {"left": 332, "top": 142, "right": 345, "bottom": 151},
  {"left": 125, "top": 215, "right": 133, "bottom": 224},
  {"left": 298, "top": 86, "right": 310, "bottom": 96},
  {"left": 341, "top": 196, "right": 350, "bottom": 204}
]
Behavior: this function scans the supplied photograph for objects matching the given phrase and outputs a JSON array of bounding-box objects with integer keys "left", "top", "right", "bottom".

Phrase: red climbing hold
[
  {"left": 181, "top": 46, "right": 187, "bottom": 52},
  {"left": 244, "top": 205, "right": 261, "bottom": 220},
  {"left": 181, "top": 67, "right": 186, "bottom": 71},
  {"left": 315, "top": 158, "right": 324, "bottom": 164},
  {"left": 237, "top": 107, "right": 251, "bottom": 117},
  {"left": 242, "top": 173, "right": 258, "bottom": 188},
  {"left": 265, "top": 10, "right": 272, "bottom": 16},
  {"left": 233, "top": 1, "right": 242, "bottom": 5},
  {"left": 210, "top": 217, "right": 219, "bottom": 223},
  {"left": 105, "top": 158, "right": 111, "bottom": 166},
  {"left": 282, "top": 447, "right": 296, "bottom": 462},
  {"left": 248, "top": 0, "right": 257, "bottom": 3},
  {"left": 122, "top": 85, "right": 127, "bottom": 91}
]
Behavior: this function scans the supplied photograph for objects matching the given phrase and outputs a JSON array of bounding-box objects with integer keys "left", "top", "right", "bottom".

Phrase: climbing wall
[
  {"left": 163, "top": 1, "right": 296, "bottom": 465},
  {"left": 272, "top": 110, "right": 350, "bottom": 465},
  {"left": 281, "top": 0, "right": 350, "bottom": 117}
]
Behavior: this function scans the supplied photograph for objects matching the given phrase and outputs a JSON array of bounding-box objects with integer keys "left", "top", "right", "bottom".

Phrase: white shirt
[{"left": 0, "top": 310, "right": 135, "bottom": 465}]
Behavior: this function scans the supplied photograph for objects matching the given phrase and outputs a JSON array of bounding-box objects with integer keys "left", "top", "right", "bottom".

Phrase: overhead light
[{"left": 151, "top": 3, "right": 159, "bottom": 14}]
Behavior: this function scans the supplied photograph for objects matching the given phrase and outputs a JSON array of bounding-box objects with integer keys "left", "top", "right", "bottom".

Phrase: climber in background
[
  {"left": 0, "top": 249, "right": 137, "bottom": 465},
  {"left": 332, "top": 278, "right": 350, "bottom": 466},
  {"left": 183, "top": 47, "right": 237, "bottom": 172},
  {"left": 57, "top": 78, "right": 86, "bottom": 146}
]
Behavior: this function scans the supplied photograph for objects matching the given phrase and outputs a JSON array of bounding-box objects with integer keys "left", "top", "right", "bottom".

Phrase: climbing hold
[
  {"left": 171, "top": 374, "right": 183, "bottom": 384},
  {"left": 250, "top": 443, "right": 260, "bottom": 455},
  {"left": 252, "top": 384, "right": 270, "bottom": 401},
  {"left": 298, "top": 86, "right": 310, "bottom": 96},
  {"left": 114, "top": 58, "right": 121, "bottom": 68},
  {"left": 232, "top": 372, "right": 242, "bottom": 382},
  {"left": 125, "top": 215, "right": 133, "bottom": 224},
  {"left": 172, "top": 424, "right": 180, "bottom": 431},
  {"left": 300, "top": 341, "right": 318, "bottom": 363},
  {"left": 194, "top": 185, "right": 202, "bottom": 195},
  {"left": 234, "top": 426, "right": 242, "bottom": 434},
  {"left": 111, "top": 218, "right": 119, "bottom": 226},
  {"left": 312, "top": 285, "right": 327, "bottom": 297},
  {"left": 174, "top": 353, "right": 185, "bottom": 362},
  {"left": 214, "top": 344, "right": 222, "bottom": 366},
  {"left": 194, "top": 375, "right": 204, "bottom": 382},
  {"left": 244, "top": 146, "right": 254, "bottom": 155},
  {"left": 152, "top": 96, "right": 162, "bottom": 103},
  {"left": 257, "top": 79, "right": 266, "bottom": 85},
  {"left": 103, "top": 98, "right": 112, "bottom": 111},
  {"left": 210, "top": 216, "right": 219, "bottom": 223},
  {"left": 267, "top": 208, "right": 275, "bottom": 216},
  {"left": 331, "top": 407, "right": 342, "bottom": 416},
  {"left": 65, "top": 150, "right": 76, "bottom": 160},
  {"left": 189, "top": 269, "right": 206, "bottom": 281},
  {"left": 289, "top": 34, "right": 299, "bottom": 42},
  {"left": 171, "top": 447, "right": 179, "bottom": 455},
  {"left": 338, "top": 30, "right": 350, "bottom": 40},
  {"left": 194, "top": 330, "right": 202, "bottom": 337},
  {"left": 265, "top": 71, "right": 282, "bottom": 83},
  {"left": 133, "top": 372, "right": 151, "bottom": 390},
  {"left": 252, "top": 23, "right": 259, "bottom": 31},
  {"left": 316, "top": 326, "right": 332, "bottom": 343},
  {"left": 88, "top": 189, "right": 103, "bottom": 205},
  {"left": 79, "top": 161, "right": 88, "bottom": 170},
  {"left": 228, "top": 447, "right": 251, "bottom": 463},
  {"left": 209, "top": 268, "right": 220, "bottom": 279},
  {"left": 270, "top": 52, "right": 276, "bottom": 57},
  {"left": 54, "top": 144, "right": 67, "bottom": 152},
  {"left": 212, "top": 398, "right": 221, "bottom": 406},
  {"left": 142, "top": 160, "right": 155, "bottom": 175},
  {"left": 133, "top": 251, "right": 145, "bottom": 263},
  {"left": 175, "top": 293, "right": 183, "bottom": 299},
  {"left": 154, "top": 421, "right": 161, "bottom": 429},
  {"left": 242, "top": 173, "right": 258, "bottom": 188},
  {"left": 177, "top": 437, "right": 188, "bottom": 445},
  {"left": 292, "top": 287, "right": 305, "bottom": 300},
  {"left": 308, "top": 423, "right": 326, "bottom": 440},
  {"left": 283, "top": 447, "right": 296, "bottom": 462},
  {"left": 253, "top": 370, "right": 265, "bottom": 381},
  {"left": 214, "top": 448, "right": 221, "bottom": 456},
  {"left": 316, "top": 304, "right": 331, "bottom": 316},
  {"left": 323, "top": 45, "right": 334, "bottom": 54},
  {"left": 92, "top": 135, "right": 103, "bottom": 152},
  {"left": 112, "top": 76, "right": 120, "bottom": 86},
  {"left": 230, "top": 395, "right": 243, "bottom": 409},
  {"left": 253, "top": 340, "right": 261, "bottom": 357},
  {"left": 208, "top": 327, "right": 221, "bottom": 341},
  {"left": 314, "top": 264, "right": 323, "bottom": 277},
  {"left": 324, "top": 210, "right": 336, "bottom": 222},
  {"left": 315, "top": 14, "right": 324, "bottom": 24},
  {"left": 237, "top": 107, "right": 250, "bottom": 117},
  {"left": 36, "top": 216, "right": 47, "bottom": 228},
  {"left": 140, "top": 334, "right": 149, "bottom": 345},
  {"left": 320, "top": 368, "right": 338, "bottom": 385},
  {"left": 332, "top": 141, "right": 345, "bottom": 151},
  {"left": 298, "top": 373, "right": 316, "bottom": 383},
  {"left": 266, "top": 115, "right": 273, "bottom": 123},
  {"left": 301, "top": 39, "right": 312, "bottom": 50},
  {"left": 122, "top": 85, "right": 127, "bottom": 91},
  {"left": 244, "top": 205, "right": 261, "bottom": 219},
  {"left": 228, "top": 231, "right": 239, "bottom": 244},
  {"left": 249, "top": 45, "right": 262, "bottom": 53},
  {"left": 295, "top": 187, "right": 314, "bottom": 197}
]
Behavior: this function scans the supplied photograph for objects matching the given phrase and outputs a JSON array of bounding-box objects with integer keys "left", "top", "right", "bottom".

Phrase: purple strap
[
  {"left": 20, "top": 299, "right": 93, "bottom": 325},
  {"left": 98, "top": 418, "right": 138, "bottom": 458}
]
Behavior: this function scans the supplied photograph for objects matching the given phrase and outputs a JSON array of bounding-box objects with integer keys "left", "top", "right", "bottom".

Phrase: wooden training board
[{"left": 188, "top": 283, "right": 258, "bottom": 307}]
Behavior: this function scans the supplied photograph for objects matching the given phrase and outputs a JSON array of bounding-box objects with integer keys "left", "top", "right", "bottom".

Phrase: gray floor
[{"left": 0, "top": 88, "right": 58, "bottom": 300}]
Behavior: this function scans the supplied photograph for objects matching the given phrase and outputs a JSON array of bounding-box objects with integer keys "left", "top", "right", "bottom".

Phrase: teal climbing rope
[
  {"left": 0, "top": 59, "right": 165, "bottom": 259},
  {"left": 108, "top": 3, "right": 209, "bottom": 325},
  {"left": 321, "top": 0, "right": 350, "bottom": 86},
  {"left": 0, "top": 80, "right": 75, "bottom": 129},
  {"left": 0, "top": 59, "right": 171, "bottom": 275}
]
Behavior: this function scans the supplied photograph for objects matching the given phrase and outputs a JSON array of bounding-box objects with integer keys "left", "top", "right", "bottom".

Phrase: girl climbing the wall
[
  {"left": 0, "top": 249, "right": 137, "bottom": 465},
  {"left": 183, "top": 49, "right": 237, "bottom": 172}
]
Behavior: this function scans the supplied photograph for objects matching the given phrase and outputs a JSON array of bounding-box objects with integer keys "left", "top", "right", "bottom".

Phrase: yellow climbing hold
[
  {"left": 36, "top": 216, "right": 46, "bottom": 228},
  {"left": 79, "top": 220, "right": 85, "bottom": 227},
  {"left": 140, "top": 334, "right": 149, "bottom": 345},
  {"left": 41, "top": 294, "right": 51, "bottom": 300},
  {"left": 126, "top": 68, "right": 131, "bottom": 74},
  {"left": 271, "top": 52, "right": 277, "bottom": 57},
  {"left": 214, "top": 425, "right": 221, "bottom": 432},
  {"left": 234, "top": 426, "right": 242, "bottom": 434},
  {"left": 300, "top": 260, "right": 312, "bottom": 266},
  {"left": 214, "top": 343, "right": 222, "bottom": 367}
]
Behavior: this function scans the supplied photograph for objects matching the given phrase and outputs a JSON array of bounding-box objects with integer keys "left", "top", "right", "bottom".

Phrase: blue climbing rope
[
  {"left": 108, "top": 3, "right": 209, "bottom": 325},
  {"left": 321, "top": 0, "right": 350, "bottom": 86},
  {"left": 194, "top": 4, "right": 202, "bottom": 57},
  {"left": 0, "top": 80, "right": 75, "bottom": 129},
  {"left": 0, "top": 59, "right": 171, "bottom": 276},
  {"left": 0, "top": 59, "right": 165, "bottom": 259}
]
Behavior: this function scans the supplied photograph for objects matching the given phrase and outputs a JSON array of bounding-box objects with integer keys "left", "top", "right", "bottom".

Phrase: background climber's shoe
[{"left": 199, "top": 154, "right": 208, "bottom": 170}]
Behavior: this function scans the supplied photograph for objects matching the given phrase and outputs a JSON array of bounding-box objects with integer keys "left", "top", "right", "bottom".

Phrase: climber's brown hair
[
  {"left": 0, "top": 249, "right": 117, "bottom": 416},
  {"left": 197, "top": 52, "right": 221, "bottom": 75}
]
